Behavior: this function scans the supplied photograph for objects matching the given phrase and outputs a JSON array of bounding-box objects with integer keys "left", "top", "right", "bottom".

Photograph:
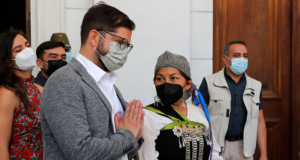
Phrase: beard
[{"left": 94, "top": 38, "right": 110, "bottom": 72}]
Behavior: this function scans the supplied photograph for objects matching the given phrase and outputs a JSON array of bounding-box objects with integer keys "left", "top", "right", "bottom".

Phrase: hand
[
  {"left": 136, "top": 102, "right": 144, "bottom": 141},
  {"left": 114, "top": 99, "right": 144, "bottom": 141}
]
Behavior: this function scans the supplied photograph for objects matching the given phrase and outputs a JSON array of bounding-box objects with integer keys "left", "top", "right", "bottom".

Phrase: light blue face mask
[{"left": 226, "top": 56, "right": 248, "bottom": 75}]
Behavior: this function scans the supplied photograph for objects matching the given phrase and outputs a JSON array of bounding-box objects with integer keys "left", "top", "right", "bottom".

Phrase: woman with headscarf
[{"left": 138, "top": 51, "right": 223, "bottom": 160}]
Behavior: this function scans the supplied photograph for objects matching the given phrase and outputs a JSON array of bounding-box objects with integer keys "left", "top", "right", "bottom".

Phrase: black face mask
[
  {"left": 156, "top": 83, "right": 185, "bottom": 106},
  {"left": 46, "top": 59, "right": 67, "bottom": 76}
]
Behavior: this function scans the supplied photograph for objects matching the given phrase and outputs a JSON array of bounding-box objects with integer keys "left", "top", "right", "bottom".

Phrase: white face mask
[
  {"left": 11, "top": 47, "right": 36, "bottom": 71},
  {"left": 94, "top": 33, "right": 131, "bottom": 72}
]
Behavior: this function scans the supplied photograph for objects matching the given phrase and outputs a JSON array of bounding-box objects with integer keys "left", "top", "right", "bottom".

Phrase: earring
[
  {"left": 181, "top": 101, "right": 186, "bottom": 108},
  {"left": 154, "top": 96, "right": 164, "bottom": 107}
]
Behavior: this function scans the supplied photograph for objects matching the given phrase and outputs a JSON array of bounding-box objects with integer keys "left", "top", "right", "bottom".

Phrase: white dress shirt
[{"left": 75, "top": 53, "right": 128, "bottom": 160}]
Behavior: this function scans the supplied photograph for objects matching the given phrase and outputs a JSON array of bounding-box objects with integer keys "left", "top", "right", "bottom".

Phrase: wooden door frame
[
  {"left": 292, "top": 0, "right": 300, "bottom": 159},
  {"left": 25, "top": 0, "right": 31, "bottom": 43}
]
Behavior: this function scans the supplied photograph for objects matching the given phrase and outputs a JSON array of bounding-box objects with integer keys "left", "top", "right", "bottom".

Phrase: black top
[
  {"left": 147, "top": 103, "right": 212, "bottom": 160},
  {"left": 34, "top": 71, "right": 48, "bottom": 87},
  {"left": 199, "top": 68, "right": 263, "bottom": 138},
  {"left": 156, "top": 130, "right": 211, "bottom": 160}
]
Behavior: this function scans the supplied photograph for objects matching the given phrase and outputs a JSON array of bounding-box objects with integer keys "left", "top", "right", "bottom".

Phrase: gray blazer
[{"left": 40, "top": 58, "right": 141, "bottom": 160}]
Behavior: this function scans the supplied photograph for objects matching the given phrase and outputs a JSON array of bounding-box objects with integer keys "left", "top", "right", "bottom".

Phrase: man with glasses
[{"left": 40, "top": 2, "right": 144, "bottom": 160}]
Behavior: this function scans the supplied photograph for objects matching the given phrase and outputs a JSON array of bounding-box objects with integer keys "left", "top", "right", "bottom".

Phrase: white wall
[
  {"left": 31, "top": 0, "right": 66, "bottom": 76},
  {"left": 31, "top": 0, "right": 213, "bottom": 105},
  {"left": 94, "top": 0, "right": 190, "bottom": 105},
  {"left": 190, "top": 0, "right": 213, "bottom": 89},
  {"left": 64, "top": 0, "right": 93, "bottom": 57}
]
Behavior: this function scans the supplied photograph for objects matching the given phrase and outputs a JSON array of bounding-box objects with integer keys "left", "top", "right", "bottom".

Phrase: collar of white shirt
[{"left": 75, "top": 53, "right": 117, "bottom": 88}]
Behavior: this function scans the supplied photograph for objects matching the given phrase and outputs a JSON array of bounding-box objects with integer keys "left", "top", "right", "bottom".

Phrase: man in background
[
  {"left": 199, "top": 40, "right": 267, "bottom": 160},
  {"left": 50, "top": 33, "right": 72, "bottom": 62},
  {"left": 34, "top": 41, "right": 67, "bottom": 87}
]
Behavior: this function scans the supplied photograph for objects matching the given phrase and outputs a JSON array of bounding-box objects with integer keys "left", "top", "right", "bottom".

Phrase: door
[
  {"left": 213, "top": 0, "right": 292, "bottom": 159},
  {"left": 0, "top": 0, "right": 31, "bottom": 42},
  {"left": 292, "top": 0, "right": 300, "bottom": 159}
]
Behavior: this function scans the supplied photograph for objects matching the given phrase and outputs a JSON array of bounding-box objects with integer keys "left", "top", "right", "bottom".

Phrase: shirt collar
[
  {"left": 37, "top": 71, "right": 48, "bottom": 83},
  {"left": 224, "top": 67, "right": 245, "bottom": 83},
  {"left": 75, "top": 53, "right": 118, "bottom": 85}
]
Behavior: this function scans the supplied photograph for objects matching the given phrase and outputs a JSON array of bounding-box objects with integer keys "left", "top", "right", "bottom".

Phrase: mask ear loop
[
  {"left": 10, "top": 58, "right": 22, "bottom": 70},
  {"left": 94, "top": 47, "right": 103, "bottom": 58},
  {"left": 98, "top": 32, "right": 109, "bottom": 43},
  {"left": 94, "top": 32, "right": 110, "bottom": 58},
  {"left": 11, "top": 66, "right": 20, "bottom": 70},
  {"left": 225, "top": 56, "right": 232, "bottom": 68},
  {"left": 181, "top": 83, "right": 187, "bottom": 108}
]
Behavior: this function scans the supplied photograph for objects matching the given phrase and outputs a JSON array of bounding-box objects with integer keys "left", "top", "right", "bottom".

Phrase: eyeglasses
[{"left": 97, "top": 29, "right": 133, "bottom": 52}]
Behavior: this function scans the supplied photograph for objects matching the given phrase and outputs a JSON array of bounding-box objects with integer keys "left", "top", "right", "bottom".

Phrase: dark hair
[
  {"left": 36, "top": 41, "right": 65, "bottom": 60},
  {"left": 179, "top": 70, "right": 191, "bottom": 81},
  {"left": 80, "top": 1, "right": 135, "bottom": 45},
  {"left": 0, "top": 30, "right": 33, "bottom": 115},
  {"left": 153, "top": 69, "right": 192, "bottom": 81},
  {"left": 223, "top": 40, "right": 247, "bottom": 56}
]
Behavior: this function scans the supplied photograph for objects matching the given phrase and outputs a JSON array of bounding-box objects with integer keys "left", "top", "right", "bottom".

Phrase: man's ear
[
  {"left": 88, "top": 29, "right": 99, "bottom": 48},
  {"left": 222, "top": 55, "right": 230, "bottom": 66},
  {"left": 36, "top": 59, "right": 44, "bottom": 69}
]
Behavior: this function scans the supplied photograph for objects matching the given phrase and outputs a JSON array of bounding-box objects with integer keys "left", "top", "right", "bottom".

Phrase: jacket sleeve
[
  {"left": 40, "top": 72, "right": 138, "bottom": 160},
  {"left": 128, "top": 137, "right": 144, "bottom": 160}
]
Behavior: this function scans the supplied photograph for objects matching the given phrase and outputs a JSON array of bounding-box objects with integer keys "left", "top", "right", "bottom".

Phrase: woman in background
[{"left": 0, "top": 30, "right": 43, "bottom": 159}]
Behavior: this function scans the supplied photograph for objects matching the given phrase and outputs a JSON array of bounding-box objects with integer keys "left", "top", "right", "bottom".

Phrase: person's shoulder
[
  {"left": 42, "top": 64, "right": 82, "bottom": 99},
  {"left": 186, "top": 103, "right": 209, "bottom": 128},
  {"left": 46, "top": 64, "right": 78, "bottom": 86},
  {"left": 0, "top": 86, "right": 19, "bottom": 109},
  {"left": 143, "top": 104, "right": 155, "bottom": 113},
  {"left": 204, "top": 73, "right": 215, "bottom": 79},
  {"left": 204, "top": 69, "right": 223, "bottom": 81},
  {"left": 34, "top": 83, "right": 44, "bottom": 93},
  {"left": 143, "top": 104, "right": 162, "bottom": 119},
  {"left": 0, "top": 86, "right": 18, "bottom": 99},
  {"left": 187, "top": 103, "right": 205, "bottom": 115},
  {"left": 143, "top": 104, "right": 171, "bottom": 130},
  {"left": 245, "top": 74, "right": 262, "bottom": 85}
]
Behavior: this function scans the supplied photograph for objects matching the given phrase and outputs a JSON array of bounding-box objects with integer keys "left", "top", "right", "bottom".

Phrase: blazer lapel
[{"left": 69, "top": 58, "right": 112, "bottom": 115}]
